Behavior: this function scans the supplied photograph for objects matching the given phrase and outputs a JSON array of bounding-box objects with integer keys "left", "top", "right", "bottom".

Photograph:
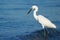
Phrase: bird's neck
[{"left": 33, "top": 11, "right": 37, "bottom": 20}]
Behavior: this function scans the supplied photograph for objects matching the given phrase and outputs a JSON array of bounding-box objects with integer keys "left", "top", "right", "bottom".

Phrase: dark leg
[
  {"left": 44, "top": 28, "right": 45, "bottom": 40},
  {"left": 44, "top": 28, "right": 48, "bottom": 40},
  {"left": 45, "top": 28, "right": 49, "bottom": 34}
]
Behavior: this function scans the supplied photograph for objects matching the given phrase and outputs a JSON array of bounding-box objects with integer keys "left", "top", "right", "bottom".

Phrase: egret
[
  {"left": 27, "top": 5, "right": 56, "bottom": 40},
  {"left": 27, "top": 5, "right": 56, "bottom": 29}
]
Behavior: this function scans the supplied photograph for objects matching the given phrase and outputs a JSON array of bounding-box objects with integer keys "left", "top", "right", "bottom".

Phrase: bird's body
[
  {"left": 27, "top": 5, "right": 56, "bottom": 29},
  {"left": 36, "top": 15, "right": 56, "bottom": 28}
]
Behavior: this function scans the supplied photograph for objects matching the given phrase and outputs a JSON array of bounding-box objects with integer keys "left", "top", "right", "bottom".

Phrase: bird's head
[
  {"left": 32, "top": 5, "right": 38, "bottom": 11},
  {"left": 27, "top": 5, "right": 38, "bottom": 15}
]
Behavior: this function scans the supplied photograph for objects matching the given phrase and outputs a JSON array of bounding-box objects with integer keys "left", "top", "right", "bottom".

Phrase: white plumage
[
  {"left": 27, "top": 5, "right": 56, "bottom": 29},
  {"left": 37, "top": 15, "right": 56, "bottom": 28}
]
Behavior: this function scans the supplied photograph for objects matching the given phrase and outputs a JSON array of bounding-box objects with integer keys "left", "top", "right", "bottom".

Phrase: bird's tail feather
[{"left": 52, "top": 24, "right": 56, "bottom": 28}]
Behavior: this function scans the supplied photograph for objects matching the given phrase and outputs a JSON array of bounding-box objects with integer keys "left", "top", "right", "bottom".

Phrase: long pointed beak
[{"left": 27, "top": 8, "right": 32, "bottom": 15}]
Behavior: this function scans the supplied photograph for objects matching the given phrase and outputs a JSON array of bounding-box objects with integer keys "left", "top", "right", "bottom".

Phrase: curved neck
[{"left": 33, "top": 11, "right": 37, "bottom": 20}]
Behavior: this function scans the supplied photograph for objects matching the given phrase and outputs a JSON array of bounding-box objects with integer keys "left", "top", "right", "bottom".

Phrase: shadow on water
[{"left": 16, "top": 28, "right": 60, "bottom": 40}]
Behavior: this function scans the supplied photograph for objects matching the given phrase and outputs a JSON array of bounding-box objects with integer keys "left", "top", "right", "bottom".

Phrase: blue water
[{"left": 0, "top": 0, "right": 60, "bottom": 40}]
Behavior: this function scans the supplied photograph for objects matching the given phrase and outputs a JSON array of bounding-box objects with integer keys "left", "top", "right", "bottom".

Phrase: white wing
[{"left": 37, "top": 15, "right": 56, "bottom": 28}]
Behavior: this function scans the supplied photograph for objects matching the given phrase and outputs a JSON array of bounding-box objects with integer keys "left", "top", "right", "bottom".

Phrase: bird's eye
[{"left": 34, "top": 8, "right": 35, "bottom": 10}]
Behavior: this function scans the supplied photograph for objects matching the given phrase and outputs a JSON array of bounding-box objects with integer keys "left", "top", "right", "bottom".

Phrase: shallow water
[{"left": 0, "top": 0, "right": 60, "bottom": 40}]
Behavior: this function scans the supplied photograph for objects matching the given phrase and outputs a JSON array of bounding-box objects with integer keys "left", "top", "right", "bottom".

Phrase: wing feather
[{"left": 37, "top": 15, "right": 56, "bottom": 28}]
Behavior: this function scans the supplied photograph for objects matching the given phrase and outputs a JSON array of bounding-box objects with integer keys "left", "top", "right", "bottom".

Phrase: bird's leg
[
  {"left": 42, "top": 25, "right": 47, "bottom": 40},
  {"left": 44, "top": 28, "right": 48, "bottom": 40},
  {"left": 42, "top": 25, "right": 46, "bottom": 40},
  {"left": 45, "top": 28, "right": 49, "bottom": 40},
  {"left": 42, "top": 25, "right": 45, "bottom": 36},
  {"left": 44, "top": 28, "right": 45, "bottom": 40},
  {"left": 45, "top": 28, "right": 49, "bottom": 34},
  {"left": 42, "top": 25, "right": 44, "bottom": 29}
]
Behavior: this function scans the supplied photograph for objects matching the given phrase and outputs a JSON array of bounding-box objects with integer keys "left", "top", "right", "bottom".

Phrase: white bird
[
  {"left": 27, "top": 5, "right": 56, "bottom": 29},
  {"left": 27, "top": 5, "right": 56, "bottom": 39}
]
